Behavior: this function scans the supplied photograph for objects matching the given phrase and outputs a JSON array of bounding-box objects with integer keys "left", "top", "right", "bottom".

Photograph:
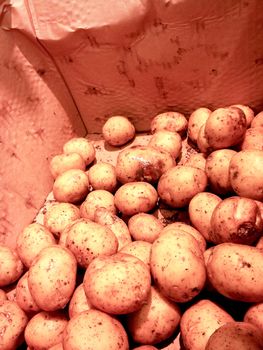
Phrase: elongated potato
[
  {"left": 68, "top": 283, "right": 93, "bottom": 319},
  {"left": 188, "top": 107, "right": 211, "bottom": 143},
  {"left": 151, "top": 111, "right": 188, "bottom": 136},
  {"left": 244, "top": 303, "right": 263, "bottom": 334},
  {"left": 63, "top": 137, "right": 95, "bottom": 166},
  {"left": 80, "top": 190, "right": 116, "bottom": 221},
  {"left": 0, "top": 245, "right": 23, "bottom": 288},
  {"left": 148, "top": 130, "right": 182, "bottom": 159},
  {"left": 128, "top": 213, "right": 164, "bottom": 243}
]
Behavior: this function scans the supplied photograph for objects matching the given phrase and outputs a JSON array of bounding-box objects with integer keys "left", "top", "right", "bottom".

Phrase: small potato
[
  {"left": 44, "top": 202, "right": 80, "bottom": 237},
  {"left": 185, "top": 152, "right": 207, "bottom": 171},
  {"left": 126, "top": 286, "right": 181, "bottom": 345},
  {"left": 120, "top": 241, "right": 152, "bottom": 269},
  {"left": 0, "top": 289, "right": 7, "bottom": 304},
  {"left": 244, "top": 303, "right": 263, "bottom": 333},
  {"left": 157, "top": 166, "right": 207, "bottom": 208},
  {"left": 25, "top": 311, "right": 68, "bottom": 350},
  {"left": 88, "top": 162, "right": 117, "bottom": 192},
  {"left": 68, "top": 283, "right": 93, "bottom": 318},
  {"left": 53, "top": 169, "right": 89, "bottom": 203},
  {"left": 151, "top": 111, "right": 188, "bottom": 136},
  {"left": 0, "top": 300, "right": 28, "bottom": 350},
  {"left": 206, "top": 243, "right": 263, "bottom": 302},
  {"left": 16, "top": 272, "right": 40, "bottom": 313},
  {"left": 229, "top": 150, "right": 263, "bottom": 201},
  {"left": 63, "top": 309, "right": 129, "bottom": 350},
  {"left": 50, "top": 153, "right": 86, "bottom": 179},
  {"left": 205, "top": 149, "right": 237, "bottom": 194},
  {"left": 148, "top": 130, "right": 182, "bottom": 159},
  {"left": 80, "top": 189, "right": 116, "bottom": 220},
  {"left": 230, "top": 104, "right": 255, "bottom": 127},
  {"left": 251, "top": 111, "right": 263, "bottom": 128},
  {"left": 197, "top": 124, "right": 213, "bottom": 154},
  {"left": 102, "top": 116, "right": 135, "bottom": 146},
  {"left": 188, "top": 107, "right": 211, "bottom": 143},
  {"left": 128, "top": 213, "right": 164, "bottom": 243},
  {"left": 240, "top": 127, "right": 263, "bottom": 151},
  {"left": 16, "top": 223, "right": 56, "bottom": 267},
  {"left": 180, "top": 299, "right": 234, "bottom": 350},
  {"left": 63, "top": 137, "right": 95, "bottom": 166},
  {"left": 205, "top": 107, "right": 247, "bottom": 149},
  {"left": 115, "top": 182, "right": 158, "bottom": 216},
  {"left": 0, "top": 245, "right": 23, "bottom": 287},
  {"left": 84, "top": 253, "right": 151, "bottom": 314},
  {"left": 28, "top": 245, "right": 77, "bottom": 311},
  {"left": 205, "top": 322, "right": 263, "bottom": 350}
]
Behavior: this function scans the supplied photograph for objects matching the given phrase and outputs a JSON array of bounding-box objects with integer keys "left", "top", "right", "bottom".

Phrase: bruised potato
[
  {"left": 120, "top": 241, "right": 152, "bottom": 269},
  {"left": 148, "top": 130, "right": 182, "bottom": 159},
  {"left": 50, "top": 153, "right": 86, "bottom": 179},
  {"left": 188, "top": 107, "right": 211, "bottom": 143},
  {"left": 80, "top": 190, "right": 116, "bottom": 221},
  {"left": 0, "top": 245, "right": 23, "bottom": 287},
  {"left": 102, "top": 116, "right": 135, "bottom": 146},
  {"left": 68, "top": 283, "right": 93, "bottom": 318},
  {"left": 151, "top": 111, "right": 188, "bottom": 136},
  {"left": 63, "top": 137, "right": 95, "bottom": 166},
  {"left": 88, "top": 162, "right": 117, "bottom": 192},
  {"left": 128, "top": 213, "right": 164, "bottom": 243}
]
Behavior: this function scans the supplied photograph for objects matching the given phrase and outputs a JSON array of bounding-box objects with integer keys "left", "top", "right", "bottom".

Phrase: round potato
[
  {"left": 244, "top": 303, "right": 263, "bottom": 334},
  {"left": 63, "top": 309, "right": 129, "bottom": 350},
  {"left": 251, "top": 111, "right": 263, "bottom": 128},
  {"left": 230, "top": 104, "right": 254, "bottom": 126},
  {"left": 126, "top": 286, "right": 181, "bottom": 345},
  {"left": 16, "top": 223, "right": 56, "bottom": 268},
  {"left": 184, "top": 152, "right": 207, "bottom": 171},
  {"left": 148, "top": 130, "right": 182, "bottom": 159},
  {"left": 88, "top": 162, "right": 117, "bottom": 192},
  {"left": 63, "top": 137, "right": 95, "bottom": 166},
  {"left": 84, "top": 253, "right": 151, "bottom": 314},
  {"left": 53, "top": 169, "right": 89, "bottom": 203},
  {"left": 128, "top": 213, "right": 164, "bottom": 243},
  {"left": 28, "top": 245, "right": 77, "bottom": 311},
  {"left": 229, "top": 150, "right": 263, "bottom": 200},
  {"left": 50, "top": 152, "right": 86, "bottom": 179},
  {"left": 68, "top": 283, "right": 93, "bottom": 318},
  {"left": 120, "top": 241, "right": 152, "bottom": 269},
  {"left": 102, "top": 116, "right": 135, "bottom": 146},
  {"left": 16, "top": 272, "right": 40, "bottom": 313},
  {"left": 158, "top": 166, "right": 207, "bottom": 208},
  {"left": 0, "top": 245, "right": 23, "bottom": 287},
  {"left": 240, "top": 127, "right": 263, "bottom": 151},
  {"left": 197, "top": 124, "right": 213, "bottom": 154},
  {"left": 188, "top": 107, "right": 211, "bottom": 143},
  {"left": 115, "top": 182, "right": 158, "bottom": 216},
  {"left": 151, "top": 111, "right": 188, "bottom": 136}
]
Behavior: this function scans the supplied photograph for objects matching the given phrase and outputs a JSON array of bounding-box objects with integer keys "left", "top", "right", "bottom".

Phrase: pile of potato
[{"left": 1, "top": 108, "right": 263, "bottom": 350}]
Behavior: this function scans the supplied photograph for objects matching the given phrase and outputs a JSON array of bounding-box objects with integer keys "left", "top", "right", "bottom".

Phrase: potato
[
  {"left": 251, "top": 111, "right": 263, "bottom": 128},
  {"left": 197, "top": 124, "right": 213, "bottom": 154},
  {"left": 126, "top": 286, "right": 181, "bottom": 345},
  {"left": 94, "top": 208, "right": 132, "bottom": 250},
  {"left": 63, "top": 309, "right": 129, "bottom": 350},
  {"left": 206, "top": 243, "right": 263, "bottom": 302},
  {"left": 0, "top": 245, "right": 23, "bottom": 287},
  {"left": 49, "top": 343, "right": 64, "bottom": 350},
  {"left": 28, "top": 245, "right": 77, "bottom": 311},
  {"left": 102, "top": 116, "right": 135, "bottom": 146},
  {"left": 230, "top": 104, "right": 255, "bottom": 127},
  {"left": 115, "top": 182, "right": 158, "bottom": 216},
  {"left": 66, "top": 219, "right": 118, "bottom": 268},
  {"left": 133, "top": 347, "right": 158, "bottom": 350},
  {"left": 83, "top": 253, "right": 151, "bottom": 314},
  {"left": 150, "top": 230, "right": 206, "bottom": 303},
  {"left": 157, "top": 166, "right": 207, "bottom": 208},
  {"left": 58, "top": 221, "right": 79, "bottom": 248},
  {"left": 88, "top": 162, "right": 117, "bottom": 192},
  {"left": 151, "top": 111, "right": 188, "bottom": 136},
  {"left": 0, "top": 300, "right": 28, "bottom": 350},
  {"left": 80, "top": 189, "right": 116, "bottom": 221},
  {"left": 128, "top": 213, "right": 164, "bottom": 243},
  {"left": 210, "top": 196, "right": 263, "bottom": 244},
  {"left": 116, "top": 146, "right": 175, "bottom": 184},
  {"left": 63, "top": 137, "right": 95, "bottom": 166},
  {"left": 184, "top": 152, "right": 207, "bottom": 171},
  {"left": 16, "top": 272, "right": 40, "bottom": 313},
  {"left": 229, "top": 150, "right": 263, "bottom": 200},
  {"left": 244, "top": 303, "right": 263, "bottom": 333},
  {"left": 0, "top": 289, "right": 7, "bottom": 304},
  {"left": 50, "top": 152, "right": 86, "bottom": 178},
  {"left": 188, "top": 107, "right": 211, "bottom": 143},
  {"left": 120, "top": 241, "right": 152, "bottom": 269},
  {"left": 204, "top": 107, "right": 247, "bottom": 149},
  {"left": 256, "top": 236, "right": 263, "bottom": 251},
  {"left": 180, "top": 299, "right": 234, "bottom": 350},
  {"left": 24, "top": 311, "right": 67, "bottom": 349},
  {"left": 16, "top": 223, "right": 56, "bottom": 267},
  {"left": 240, "top": 127, "right": 263, "bottom": 151},
  {"left": 68, "top": 283, "right": 93, "bottom": 318},
  {"left": 205, "top": 149, "right": 237, "bottom": 194},
  {"left": 205, "top": 322, "right": 263, "bottom": 350},
  {"left": 148, "top": 130, "right": 182, "bottom": 159}
]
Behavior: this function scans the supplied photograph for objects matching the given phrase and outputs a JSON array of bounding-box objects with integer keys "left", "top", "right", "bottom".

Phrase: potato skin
[
  {"left": 188, "top": 107, "right": 211, "bottom": 143},
  {"left": 244, "top": 303, "right": 263, "bottom": 333},
  {"left": 63, "top": 137, "right": 95, "bottom": 166},
  {"left": 151, "top": 111, "right": 188, "bottom": 135},
  {"left": 80, "top": 190, "right": 116, "bottom": 221},
  {"left": 230, "top": 104, "right": 255, "bottom": 127},
  {"left": 197, "top": 124, "right": 213, "bottom": 154},
  {"left": 251, "top": 111, "right": 263, "bottom": 128},
  {"left": 68, "top": 283, "right": 93, "bottom": 319},
  {"left": 185, "top": 152, "right": 207, "bottom": 171},
  {"left": 88, "top": 162, "right": 117, "bottom": 192},
  {"left": 148, "top": 130, "right": 182, "bottom": 159},
  {"left": 50, "top": 153, "right": 86, "bottom": 179},
  {"left": 120, "top": 241, "right": 152, "bottom": 269},
  {"left": 0, "top": 245, "right": 23, "bottom": 287},
  {"left": 16, "top": 272, "right": 40, "bottom": 313},
  {"left": 240, "top": 127, "right": 263, "bottom": 151},
  {"left": 128, "top": 213, "right": 164, "bottom": 243},
  {"left": 102, "top": 116, "right": 135, "bottom": 146},
  {"left": 133, "top": 347, "right": 158, "bottom": 350},
  {"left": 0, "top": 289, "right": 7, "bottom": 304},
  {"left": 206, "top": 243, "right": 263, "bottom": 302}
]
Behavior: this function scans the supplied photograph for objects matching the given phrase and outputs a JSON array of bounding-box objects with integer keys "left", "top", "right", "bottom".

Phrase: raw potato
[
  {"left": 256, "top": 236, "right": 263, "bottom": 251},
  {"left": 188, "top": 107, "right": 211, "bottom": 143},
  {"left": 115, "top": 182, "right": 158, "bottom": 216},
  {"left": 63, "top": 309, "right": 129, "bottom": 350},
  {"left": 50, "top": 153, "right": 86, "bottom": 179},
  {"left": 240, "top": 127, "right": 263, "bottom": 151},
  {"left": 80, "top": 189, "right": 116, "bottom": 221},
  {"left": 49, "top": 343, "right": 64, "bottom": 350},
  {"left": 206, "top": 243, "right": 263, "bottom": 302},
  {"left": 120, "top": 241, "right": 152, "bottom": 268},
  {"left": 185, "top": 152, "right": 207, "bottom": 171},
  {"left": 28, "top": 245, "right": 77, "bottom": 311},
  {"left": 0, "top": 245, "right": 23, "bottom": 287},
  {"left": 205, "top": 149, "right": 237, "bottom": 194},
  {"left": 180, "top": 299, "right": 234, "bottom": 350},
  {"left": 148, "top": 130, "right": 182, "bottom": 159},
  {"left": 197, "top": 124, "right": 213, "bottom": 154},
  {"left": 244, "top": 303, "right": 263, "bottom": 333},
  {"left": 0, "top": 289, "right": 7, "bottom": 304},
  {"left": 53, "top": 169, "right": 90, "bottom": 203},
  {"left": 205, "top": 322, "right": 263, "bottom": 350},
  {"left": 102, "top": 116, "right": 135, "bottom": 146},
  {"left": 229, "top": 150, "right": 263, "bottom": 200},
  {"left": 128, "top": 213, "right": 164, "bottom": 243},
  {"left": 133, "top": 347, "right": 158, "bottom": 350},
  {"left": 151, "top": 111, "right": 188, "bottom": 136},
  {"left": 63, "top": 137, "right": 95, "bottom": 166},
  {"left": 88, "top": 162, "right": 117, "bottom": 192},
  {"left": 83, "top": 253, "right": 151, "bottom": 314},
  {"left": 251, "top": 111, "right": 263, "bottom": 128},
  {"left": 210, "top": 196, "right": 263, "bottom": 244},
  {"left": 16, "top": 223, "right": 56, "bottom": 267},
  {"left": 0, "top": 300, "right": 28, "bottom": 350},
  {"left": 157, "top": 165, "right": 207, "bottom": 208},
  {"left": 204, "top": 107, "right": 247, "bottom": 149},
  {"left": 116, "top": 146, "right": 175, "bottom": 184},
  {"left": 24, "top": 311, "right": 68, "bottom": 350},
  {"left": 16, "top": 272, "right": 40, "bottom": 313},
  {"left": 126, "top": 286, "right": 181, "bottom": 345},
  {"left": 230, "top": 104, "right": 255, "bottom": 126},
  {"left": 68, "top": 283, "right": 93, "bottom": 318}
]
